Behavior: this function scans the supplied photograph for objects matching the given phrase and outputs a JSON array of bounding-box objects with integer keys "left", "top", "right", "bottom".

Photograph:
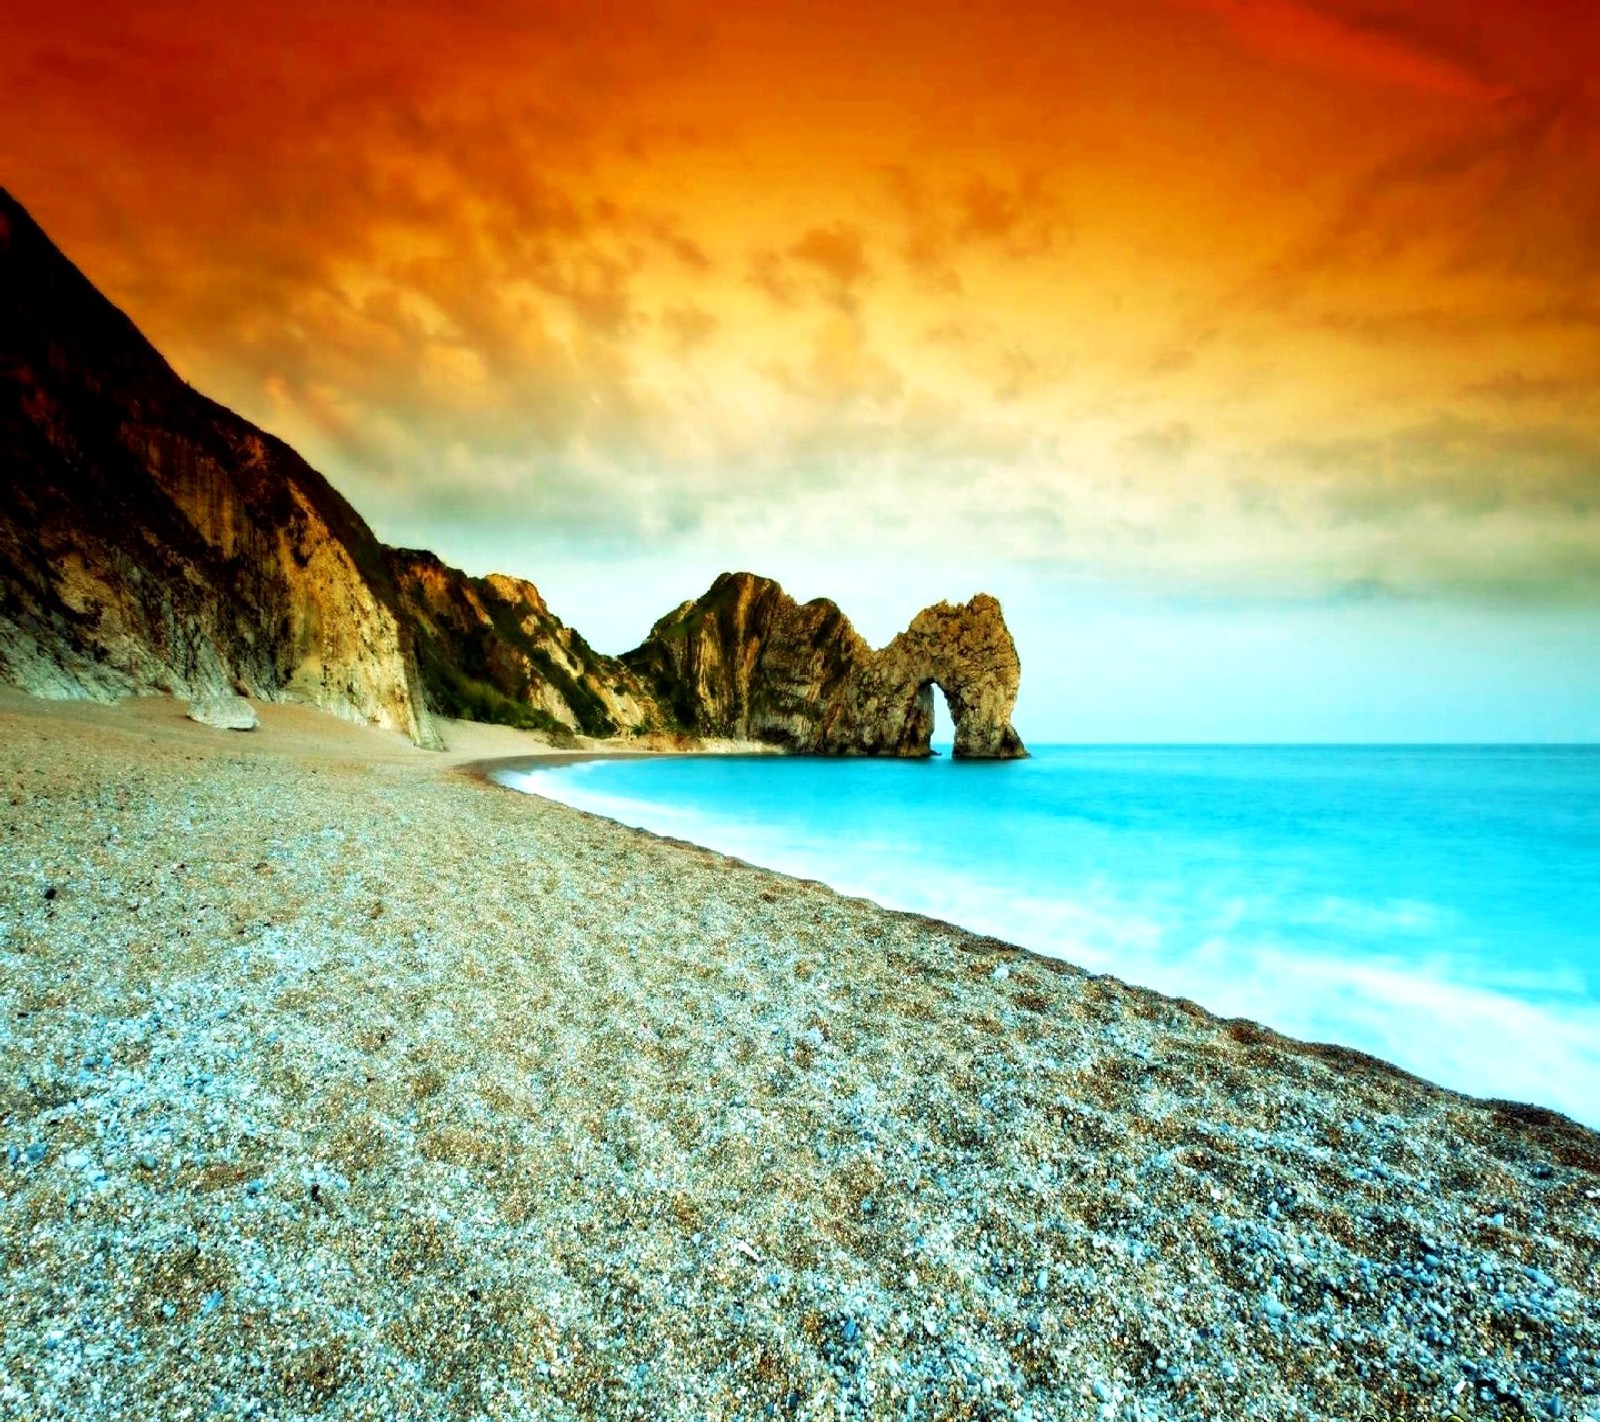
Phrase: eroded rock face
[
  {"left": 843, "top": 595, "right": 1028, "bottom": 758},
  {"left": 0, "top": 188, "right": 439, "bottom": 747},
  {"left": 388, "top": 549, "right": 660, "bottom": 741},
  {"left": 626, "top": 573, "right": 1026, "bottom": 757},
  {"left": 624, "top": 573, "right": 869, "bottom": 745}
]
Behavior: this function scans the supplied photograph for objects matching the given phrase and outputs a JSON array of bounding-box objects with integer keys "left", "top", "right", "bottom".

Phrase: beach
[
  {"left": 498, "top": 746, "right": 1600, "bottom": 1129},
  {"left": 1, "top": 692, "right": 1596, "bottom": 1421}
]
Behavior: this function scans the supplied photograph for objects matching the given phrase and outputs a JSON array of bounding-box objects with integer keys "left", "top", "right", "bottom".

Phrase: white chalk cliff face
[
  {"left": 624, "top": 573, "right": 1027, "bottom": 758},
  {"left": 0, "top": 188, "right": 438, "bottom": 747}
]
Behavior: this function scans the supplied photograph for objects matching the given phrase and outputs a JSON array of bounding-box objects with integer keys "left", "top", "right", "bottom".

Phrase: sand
[{"left": 1, "top": 691, "right": 1597, "bottom": 1421}]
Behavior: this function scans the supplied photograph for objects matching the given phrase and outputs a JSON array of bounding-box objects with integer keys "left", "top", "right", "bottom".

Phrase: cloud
[
  {"left": 990, "top": 347, "right": 1040, "bottom": 404},
  {"left": 1224, "top": 84, "right": 1600, "bottom": 330},
  {"left": 760, "top": 318, "right": 905, "bottom": 408},
  {"left": 745, "top": 250, "right": 799, "bottom": 307},
  {"left": 789, "top": 225, "right": 869, "bottom": 296},
  {"left": 1464, "top": 369, "right": 1596, "bottom": 407},
  {"left": 1124, "top": 422, "right": 1197, "bottom": 462},
  {"left": 1137, "top": 79, "right": 1600, "bottom": 458},
  {"left": 1176, "top": 0, "right": 1506, "bottom": 100},
  {"left": 659, "top": 303, "right": 719, "bottom": 354},
  {"left": 1221, "top": 417, "right": 1600, "bottom": 603},
  {"left": 749, "top": 224, "right": 873, "bottom": 315},
  {"left": 1275, "top": 417, "right": 1600, "bottom": 519},
  {"left": 6, "top": 0, "right": 1599, "bottom": 630},
  {"left": 882, "top": 166, "right": 1062, "bottom": 289},
  {"left": 953, "top": 175, "right": 1057, "bottom": 256},
  {"left": 1144, "top": 345, "right": 1201, "bottom": 378},
  {"left": 633, "top": 215, "right": 714, "bottom": 273}
]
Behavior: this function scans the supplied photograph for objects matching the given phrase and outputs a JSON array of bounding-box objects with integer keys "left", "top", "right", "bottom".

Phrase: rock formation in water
[
  {"left": 387, "top": 549, "right": 661, "bottom": 741},
  {"left": 624, "top": 573, "right": 870, "bottom": 745},
  {"left": 844, "top": 594, "right": 1029, "bottom": 758},
  {"left": 625, "top": 572, "right": 1026, "bottom": 757},
  {"left": 0, "top": 188, "right": 439, "bottom": 746}
]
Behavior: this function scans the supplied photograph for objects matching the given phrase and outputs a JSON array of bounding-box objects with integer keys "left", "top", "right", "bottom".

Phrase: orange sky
[{"left": 3, "top": 0, "right": 1598, "bottom": 734}]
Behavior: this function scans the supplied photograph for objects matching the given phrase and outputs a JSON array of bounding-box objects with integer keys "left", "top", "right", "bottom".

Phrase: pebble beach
[{"left": 1, "top": 691, "right": 1597, "bottom": 1421}]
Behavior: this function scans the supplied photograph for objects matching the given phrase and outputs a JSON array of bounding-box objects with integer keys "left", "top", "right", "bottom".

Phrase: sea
[{"left": 496, "top": 745, "right": 1600, "bottom": 1129}]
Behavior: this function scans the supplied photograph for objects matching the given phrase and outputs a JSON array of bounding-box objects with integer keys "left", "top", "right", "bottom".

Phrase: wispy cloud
[{"left": 1174, "top": 0, "right": 1507, "bottom": 99}]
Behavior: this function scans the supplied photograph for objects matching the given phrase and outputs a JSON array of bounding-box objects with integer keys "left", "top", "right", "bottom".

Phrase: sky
[{"left": 3, "top": 0, "right": 1598, "bottom": 740}]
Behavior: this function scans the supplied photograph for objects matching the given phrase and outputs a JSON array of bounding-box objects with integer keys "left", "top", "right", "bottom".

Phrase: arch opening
[
  {"left": 929, "top": 679, "right": 955, "bottom": 755},
  {"left": 910, "top": 677, "right": 961, "bottom": 757}
]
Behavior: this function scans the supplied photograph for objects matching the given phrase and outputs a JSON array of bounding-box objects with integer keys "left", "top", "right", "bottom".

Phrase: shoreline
[
  {"left": 471, "top": 736, "right": 1600, "bottom": 1148},
  {"left": 458, "top": 745, "right": 803, "bottom": 788},
  {"left": 3, "top": 691, "right": 1597, "bottom": 1421}
]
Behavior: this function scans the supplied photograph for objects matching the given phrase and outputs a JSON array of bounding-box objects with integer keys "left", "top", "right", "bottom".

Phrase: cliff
[
  {"left": 0, "top": 190, "right": 1027, "bottom": 756},
  {"left": 625, "top": 572, "right": 1026, "bottom": 758},
  {"left": 387, "top": 549, "right": 659, "bottom": 742},
  {"left": 0, "top": 188, "right": 438, "bottom": 746}
]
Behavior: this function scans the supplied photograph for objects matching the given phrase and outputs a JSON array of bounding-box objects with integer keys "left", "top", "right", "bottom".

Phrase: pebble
[{"left": 2, "top": 703, "right": 1596, "bottom": 1422}]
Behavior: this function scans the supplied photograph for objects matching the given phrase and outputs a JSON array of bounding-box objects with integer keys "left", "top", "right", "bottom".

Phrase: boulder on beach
[{"left": 186, "top": 694, "right": 259, "bottom": 731}]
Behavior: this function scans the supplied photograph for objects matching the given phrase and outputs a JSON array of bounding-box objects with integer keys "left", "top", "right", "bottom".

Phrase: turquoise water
[{"left": 498, "top": 746, "right": 1600, "bottom": 1127}]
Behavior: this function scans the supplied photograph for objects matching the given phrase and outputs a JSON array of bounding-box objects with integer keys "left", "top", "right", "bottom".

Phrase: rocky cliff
[
  {"left": 387, "top": 549, "right": 660, "bottom": 742},
  {"left": 625, "top": 572, "right": 1026, "bottom": 758},
  {"left": 0, "top": 190, "right": 1026, "bottom": 756},
  {"left": 0, "top": 188, "right": 438, "bottom": 746},
  {"left": 624, "top": 573, "right": 870, "bottom": 745}
]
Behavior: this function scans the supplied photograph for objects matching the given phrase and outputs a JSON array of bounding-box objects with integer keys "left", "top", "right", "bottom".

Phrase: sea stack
[{"left": 849, "top": 593, "right": 1028, "bottom": 759}]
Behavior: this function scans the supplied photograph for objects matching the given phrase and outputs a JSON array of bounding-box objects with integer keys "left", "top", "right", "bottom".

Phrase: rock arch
[
  {"left": 852, "top": 595, "right": 1027, "bottom": 758},
  {"left": 625, "top": 573, "right": 1028, "bottom": 759}
]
